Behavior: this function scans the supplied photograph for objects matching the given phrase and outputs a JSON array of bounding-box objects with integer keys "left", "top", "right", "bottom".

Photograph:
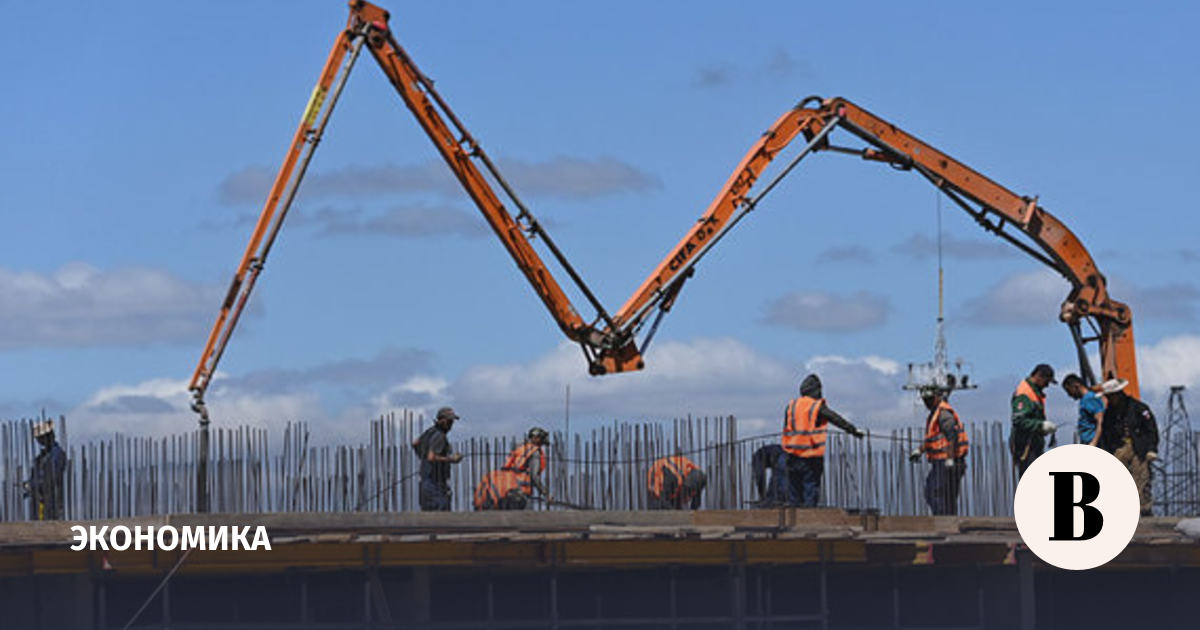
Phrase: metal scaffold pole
[{"left": 1156, "top": 386, "right": 1197, "bottom": 516}]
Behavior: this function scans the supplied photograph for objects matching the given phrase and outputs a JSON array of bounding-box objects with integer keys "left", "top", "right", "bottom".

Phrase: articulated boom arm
[
  {"left": 827, "top": 98, "right": 1136, "bottom": 394},
  {"left": 189, "top": 1, "right": 623, "bottom": 417},
  {"left": 190, "top": 0, "right": 1137, "bottom": 421},
  {"left": 602, "top": 96, "right": 1138, "bottom": 395}
]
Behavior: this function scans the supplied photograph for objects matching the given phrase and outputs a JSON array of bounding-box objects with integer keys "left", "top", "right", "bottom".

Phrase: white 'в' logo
[{"left": 1013, "top": 444, "right": 1140, "bottom": 570}]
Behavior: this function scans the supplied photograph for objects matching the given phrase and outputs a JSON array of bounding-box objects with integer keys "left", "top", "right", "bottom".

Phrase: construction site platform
[{"left": 1, "top": 510, "right": 1196, "bottom": 576}]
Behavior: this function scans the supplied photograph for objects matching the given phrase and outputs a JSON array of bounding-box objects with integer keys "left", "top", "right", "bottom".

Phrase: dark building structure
[{"left": 0, "top": 510, "right": 1197, "bottom": 629}]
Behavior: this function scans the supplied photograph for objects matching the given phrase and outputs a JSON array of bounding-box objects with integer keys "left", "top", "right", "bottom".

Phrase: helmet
[
  {"left": 32, "top": 420, "right": 54, "bottom": 439},
  {"left": 919, "top": 385, "right": 947, "bottom": 401},
  {"left": 527, "top": 426, "right": 550, "bottom": 443}
]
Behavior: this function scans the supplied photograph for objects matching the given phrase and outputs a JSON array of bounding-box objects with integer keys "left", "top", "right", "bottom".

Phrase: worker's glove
[
  {"left": 908, "top": 448, "right": 922, "bottom": 463},
  {"left": 449, "top": 452, "right": 464, "bottom": 463},
  {"left": 1040, "top": 421, "right": 1057, "bottom": 435},
  {"left": 850, "top": 427, "right": 866, "bottom": 439},
  {"left": 1146, "top": 451, "right": 1159, "bottom": 462}
]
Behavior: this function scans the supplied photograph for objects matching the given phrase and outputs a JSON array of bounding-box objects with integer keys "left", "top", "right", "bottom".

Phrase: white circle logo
[{"left": 1013, "top": 444, "right": 1140, "bottom": 570}]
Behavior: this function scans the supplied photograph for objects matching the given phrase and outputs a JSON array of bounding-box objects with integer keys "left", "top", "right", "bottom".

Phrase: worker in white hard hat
[
  {"left": 1097, "top": 378, "right": 1159, "bottom": 515},
  {"left": 29, "top": 420, "right": 67, "bottom": 520}
]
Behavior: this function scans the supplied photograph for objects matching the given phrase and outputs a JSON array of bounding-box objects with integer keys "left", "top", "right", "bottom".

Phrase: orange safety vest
[
  {"left": 1014, "top": 379, "right": 1046, "bottom": 409},
  {"left": 647, "top": 455, "right": 700, "bottom": 502},
  {"left": 924, "top": 401, "right": 969, "bottom": 461},
  {"left": 473, "top": 442, "right": 546, "bottom": 510},
  {"left": 503, "top": 442, "right": 547, "bottom": 476},
  {"left": 782, "top": 396, "right": 827, "bottom": 458}
]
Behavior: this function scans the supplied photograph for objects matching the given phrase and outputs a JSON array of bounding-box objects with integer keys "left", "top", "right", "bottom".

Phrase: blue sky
[{"left": 1, "top": 1, "right": 1198, "bottom": 440}]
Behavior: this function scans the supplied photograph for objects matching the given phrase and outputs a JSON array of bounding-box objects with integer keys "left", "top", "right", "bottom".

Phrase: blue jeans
[
  {"left": 784, "top": 454, "right": 823, "bottom": 507},
  {"left": 924, "top": 463, "right": 964, "bottom": 515},
  {"left": 419, "top": 478, "right": 451, "bottom": 511}
]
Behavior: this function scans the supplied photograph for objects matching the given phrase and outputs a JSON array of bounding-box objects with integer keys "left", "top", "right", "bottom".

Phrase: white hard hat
[
  {"left": 1101, "top": 378, "right": 1129, "bottom": 395},
  {"left": 32, "top": 420, "right": 54, "bottom": 438}
]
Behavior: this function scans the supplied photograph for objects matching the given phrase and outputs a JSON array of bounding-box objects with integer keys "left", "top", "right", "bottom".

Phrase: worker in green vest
[{"left": 1010, "top": 363, "right": 1058, "bottom": 477}]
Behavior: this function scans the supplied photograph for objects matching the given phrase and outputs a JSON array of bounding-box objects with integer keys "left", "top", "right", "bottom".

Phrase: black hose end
[{"left": 797, "top": 95, "right": 824, "bottom": 109}]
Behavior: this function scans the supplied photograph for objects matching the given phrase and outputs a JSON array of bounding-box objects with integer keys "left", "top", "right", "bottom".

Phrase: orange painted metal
[
  {"left": 828, "top": 98, "right": 1137, "bottom": 395},
  {"left": 611, "top": 107, "right": 826, "bottom": 340},
  {"left": 190, "top": 1, "right": 1137, "bottom": 415},
  {"left": 612, "top": 97, "right": 1137, "bottom": 394},
  {"left": 354, "top": 9, "right": 589, "bottom": 341},
  {"left": 188, "top": 8, "right": 363, "bottom": 402}
]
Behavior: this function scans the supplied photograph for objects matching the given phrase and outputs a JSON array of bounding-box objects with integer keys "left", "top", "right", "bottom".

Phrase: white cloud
[
  {"left": 815, "top": 245, "right": 876, "bottom": 265},
  {"left": 69, "top": 374, "right": 321, "bottom": 441},
  {"left": 0, "top": 263, "right": 226, "bottom": 350},
  {"left": 1137, "top": 334, "right": 1200, "bottom": 396},
  {"left": 893, "top": 232, "right": 1015, "bottom": 261},
  {"left": 370, "top": 375, "right": 451, "bottom": 417},
  {"left": 439, "top": 339, "right": 923, "bottom": 436},
  {"left": 962, "top": 269, "right": 1067, "bottom": 327},
  {"left": 309, "top": 205, "right": 487, "bottom": 238},
  {"left": 963, "top": 270, "right": 1200, "bottom": 327},
  {"left": 1109, "top": 279, "right": 1200, "bottom": 322},
  {"left": 227, "top": 347, "right": 433, "bottom": 395},
  {"left": 762, "top": 290, "right": 890, "bottom": 332},
  {"left": 807, "top": 354, "right": 901, "bottom": 376},
  {"left": 62, "top": 339, "right": 936, "bottom": 441},
  {"left": 218, "top": 157, "right": 660, "bottom": 205}
]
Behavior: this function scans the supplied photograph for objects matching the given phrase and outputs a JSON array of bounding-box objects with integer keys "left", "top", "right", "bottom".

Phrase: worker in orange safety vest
[
  {"left": 474, "top": 427, "right": 549, "bottom": 511},
  {"left": 908, "top": 387, "right": 970, "bottom": 515},
  {"left": 647, "top": 454, "right": 707, "bottom": 510},
  {"left": 782, "top": 374, "right": 864, "bottom": 507}
]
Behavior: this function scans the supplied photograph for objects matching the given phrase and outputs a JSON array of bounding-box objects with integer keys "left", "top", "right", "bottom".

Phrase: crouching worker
[
  {"left": 474, "top": 427, "right": 550, "bottom": 511},
  {"left": 750, "top": 444, "right": 787, "bottom": 507},
  {"left": 647, "top": 454, "right": 707, "bottom": 510},
  {"left": 909, "top": 387, "right": 969, "bottom": 515}
]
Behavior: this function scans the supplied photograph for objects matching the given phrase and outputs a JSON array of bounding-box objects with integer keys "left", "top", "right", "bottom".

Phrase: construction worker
[
  {"left": 1062, "top": 373, "right": 1105, "bottom": 447},
  {"left": 909, "top": 387, "right": 969, "bottom": 515},
  {"left": 647, "top": 454, "right": 706, "bottom": 510},
  {"left": 28, "top": 420, "right": 67, "bottom": 520},
  {"left": 750, "top": 444, "right": 787, "bottom": 507},
  {"left": 1097, "top": 379, "right": 1159, "bottom": 515},
  {"left": 1009, "top": 363, "right": 1057, "bottom": 477},
  {"left": 412, "top": 407, "right": 464, "bottom": 511},
  {"left": 781, "top": 374, "right": 865, "bottom": 507},
  {"left": 474, "top": 427, "right": 550, "bottom": 511}
]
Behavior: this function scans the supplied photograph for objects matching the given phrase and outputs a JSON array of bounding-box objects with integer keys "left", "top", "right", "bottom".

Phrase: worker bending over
[
  {"left": 1097, "top": 379, "right": 1159, "bottom": 515},
  {"left": 781, "top": 374, "right": 864, "bottom": 507},
  {"left": 909, "top": 387, "right": 969, "bottom": 515},
  {"left": 750, "top": 444, "right": 786, "bottom": 507},
  {"left": 412, "top": 407, "right": 464, "bottom": 511},
  {"left": 647, "top": 454, "right": 706, "bottom": 510},
  {"left": 1010, "top": 364, "right": 1057, "bottom": 477},
  {"left": 474, "top": 427, "right": 550, "bottom": 511}
]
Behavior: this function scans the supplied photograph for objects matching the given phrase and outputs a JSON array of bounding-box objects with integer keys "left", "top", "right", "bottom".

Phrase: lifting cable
[{"left": 119, "top": 548, "right": 194, "bottom": 630}]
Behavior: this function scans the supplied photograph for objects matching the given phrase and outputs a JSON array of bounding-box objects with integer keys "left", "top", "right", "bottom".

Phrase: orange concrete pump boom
[
  {"left": 190, "top": 2, "right": 1137, "bottom": 425},
  {"left": 601, "top": 96, "right": 1138, "bottom": 396},
  {"left": 188, "top": 1, "right": 627, "bottom": 420}
]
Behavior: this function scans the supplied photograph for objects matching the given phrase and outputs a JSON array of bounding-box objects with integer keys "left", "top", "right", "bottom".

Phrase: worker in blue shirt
[{"left": 1062, "top": 374, "right": 1105, "bottom": 447}]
